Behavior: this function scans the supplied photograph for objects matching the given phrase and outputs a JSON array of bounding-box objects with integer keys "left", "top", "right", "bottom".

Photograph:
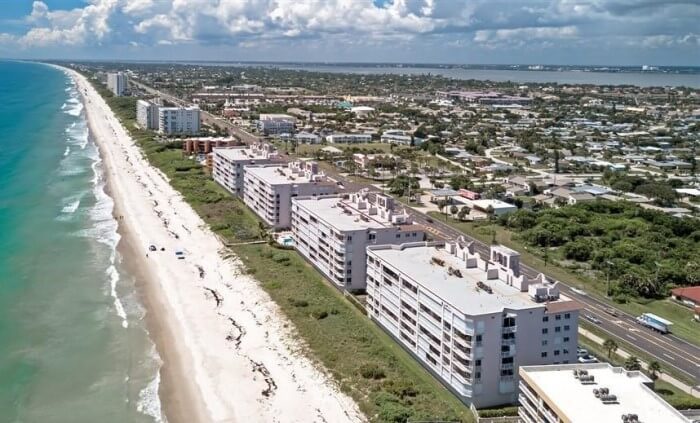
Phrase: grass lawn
[
  {"left": 90, "top": 74, "right": 475, "bottom": 422},
  {"left": 427, "top": 212, "right": 700, "bottom": 348}
]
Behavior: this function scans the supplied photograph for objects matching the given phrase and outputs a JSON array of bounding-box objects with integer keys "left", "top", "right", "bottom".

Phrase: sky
[{"left": 0, "top": 0, "right": 698, "bottom": 66}]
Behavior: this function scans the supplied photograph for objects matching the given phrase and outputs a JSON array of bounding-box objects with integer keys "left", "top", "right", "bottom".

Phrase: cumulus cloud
[{"left": 0, "top": 0, "right": 698, "bottom": 64}]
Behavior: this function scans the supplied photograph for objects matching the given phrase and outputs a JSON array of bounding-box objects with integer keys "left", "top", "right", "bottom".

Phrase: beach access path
[{"left": 65, "top": 67, "right": 365, "bottom": 423}]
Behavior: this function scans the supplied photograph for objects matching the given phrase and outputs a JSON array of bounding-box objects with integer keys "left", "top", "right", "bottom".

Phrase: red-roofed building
[{"left": 670, "top": 286, "right": 700, "bottom": 307}]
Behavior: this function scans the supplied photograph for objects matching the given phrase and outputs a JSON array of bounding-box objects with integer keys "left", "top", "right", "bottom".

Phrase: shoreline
[{"left": 56, "top": 67, "right": 364, "bottom": 423}]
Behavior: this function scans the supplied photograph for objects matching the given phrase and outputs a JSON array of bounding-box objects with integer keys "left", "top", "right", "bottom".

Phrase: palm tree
[
  {"left": 647, "top": 361, "right": 661, "bottom": 386},
  {"left": 624, "top": 355, "right": 641, "bottom": 371},
  {"left": 603, "top": 339, "right": 618, "bottom": 359}
]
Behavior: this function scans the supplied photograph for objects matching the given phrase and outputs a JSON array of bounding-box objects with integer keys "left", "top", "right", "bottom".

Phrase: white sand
[{"left": 60, "top": 66, "right": 365, "bottom": 423}]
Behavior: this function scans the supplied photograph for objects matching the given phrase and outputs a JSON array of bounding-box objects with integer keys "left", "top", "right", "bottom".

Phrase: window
[
  {"left": 564, "top": 325, "right": 570, "bottom": 331},
  {"left": 563, "top": 337, "right": 570, "bottom": 343},
  {"left": 541, "top": 352, "right": 547, "bottom": 358},
  {"left": 563, "top": 349, "right": 569, "bottom": 355},
  {"left": 396, "top": 234, "right": 400, "bottom": 238},
  {"left": 368, "top": 233, "right": 376, "bottom": 241},
  {"left": 554, "top": 350, "right": 560, "bottom": 356},
  {"left": 542, "top": 316, "right": 549, "bottom": 322},
  {"left": 541, "top": 340, "right": 548, "bottom": 346},
  {"left": 555, "top": 326, "right": 561, "bottom": 333},
  {"left": 542, "top": 328, "right": 548, "bottom": 334},
  {"left": 475, "top": 360, "right": 482, "bottom": 366},
  {"left": 555, "top": 314, "right": 561, "bottom": 321},
  {"left": 565, "top": 313, "right": 571, "bottom": 319}
]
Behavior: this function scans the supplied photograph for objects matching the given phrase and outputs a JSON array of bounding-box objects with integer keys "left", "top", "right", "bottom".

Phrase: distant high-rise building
[
  {"left": 158, "top": 106, "right": 200, "bottom": 135},
  {"left": 136, "top": 99, "right": 160, "bottom": 130},
  {"left": 257, "top": 114, "right": 296, "bottom": 135},
  {"left": 107, "top": 72, "right": 128, "bottom": 97}
]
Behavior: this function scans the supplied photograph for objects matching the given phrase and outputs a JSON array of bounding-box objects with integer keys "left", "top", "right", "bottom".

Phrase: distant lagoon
[
  {"left": 267, "top": 65, "right": 700, "bottom": 88},
  {"left": 208, "top": 63, "right": 700, "bottom": 88}
]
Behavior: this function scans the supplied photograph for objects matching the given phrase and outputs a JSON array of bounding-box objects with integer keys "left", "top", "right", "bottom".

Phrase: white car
[{"left": 578, "top": 354, "right": 598, "bottom": 364}]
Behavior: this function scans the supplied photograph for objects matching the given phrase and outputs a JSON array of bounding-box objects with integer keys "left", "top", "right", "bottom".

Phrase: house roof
[{"left": 671, "top": 286, "right": 700, "bottom": 304}]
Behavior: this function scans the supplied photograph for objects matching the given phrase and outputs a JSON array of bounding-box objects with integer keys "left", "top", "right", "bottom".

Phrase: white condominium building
[
  {"left": 136, "top": 99, "right": 160, "bottom": 130},
  {"left": 258, "top": 114, "right": 296, "bottom": 135},
  {"left": 366, "top": 239, "right": 581, "bottom": 408},
  {"left": 326, "top": 133, "right": 373, "bottom": 144},
  {"left": 380, "top": 130, "right": 412, "bottom": 145},
  {"left": 291, "top": 190, "right": 425, "bottom": 292},
  {"left": 212, "top": 143, "right": 279, "bottom": 195},
  {"left": 158, "top": 106, "right": 201, "bottom": 135},
  {"left": 243, "top": 161, "right": 339, "bottom": 229},
  {"left": 107, "top": 72, "right": 128, "bottom": 96},
  {"left": 519, "top": 363, "right": 690, "bottom": 423}
]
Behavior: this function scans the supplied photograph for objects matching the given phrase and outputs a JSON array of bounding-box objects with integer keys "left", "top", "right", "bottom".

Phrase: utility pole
[{"left": 606, "top": 260, "right": 614, "bottom": 297}]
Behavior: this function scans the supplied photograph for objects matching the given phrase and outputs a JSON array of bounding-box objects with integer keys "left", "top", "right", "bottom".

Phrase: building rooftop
[
  {"left": 245, "top": 162, "right": 330, "bottom": 186},
  {"left": 294, "top": 192, "right": 417, "bottom": 232},
  {"left": 520, "top": 364, "right": 689, "bottom": 423},
  {"left": 214, "top": 144, "right": 276, "bottom": 161},
  {"left": 369, "top": 243, "right": 569, "bottom": 315}
]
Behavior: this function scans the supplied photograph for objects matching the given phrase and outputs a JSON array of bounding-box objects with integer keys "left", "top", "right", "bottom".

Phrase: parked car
[
  {"left": 578, "top": 354, "right": 598, "bottom": 364},
  {"left": 577, "top": 348, "right": 589, "bottom": 358},
  {"left": 149, "top": 244, "right": 157, "bottom": 252}
]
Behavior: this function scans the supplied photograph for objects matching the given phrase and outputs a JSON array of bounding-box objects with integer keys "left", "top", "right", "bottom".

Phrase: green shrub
[
  {"left": 289, "top": 299, "right": 309, "bottom": 308},
  {"left": 312, "top": 310, "right": 329, "bottom": 320},
  {"left": 360, "top": 364, "right": 386, "bottom": 380}
]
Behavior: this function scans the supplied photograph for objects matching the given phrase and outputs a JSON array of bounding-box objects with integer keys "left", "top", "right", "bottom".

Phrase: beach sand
[{"left": 63, "top": 67, "right": 364, "bottom": 423}]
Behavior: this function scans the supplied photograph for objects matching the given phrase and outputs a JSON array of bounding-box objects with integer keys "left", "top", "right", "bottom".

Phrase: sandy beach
[{"left": 61, "top": 66, "right": 364, "bottom": 423}]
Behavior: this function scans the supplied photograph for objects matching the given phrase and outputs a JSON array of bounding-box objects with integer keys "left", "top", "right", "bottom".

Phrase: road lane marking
[
  {"left": 663, "top": 353, "right": 676, "bottom": 361},
  {"left": 627, "top": 335, "right": 636, "bottom": 341}
]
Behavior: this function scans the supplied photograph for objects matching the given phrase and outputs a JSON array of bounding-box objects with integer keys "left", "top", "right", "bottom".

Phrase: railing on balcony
[{"left": 502, "top": 325, "right": 517, "bottom": 334}]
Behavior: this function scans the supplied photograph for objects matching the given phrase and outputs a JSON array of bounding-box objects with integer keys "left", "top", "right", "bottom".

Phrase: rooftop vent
[
  {"left": 448, "top": 267, "right": 463, "bottom": 278},
  {"left": 431, "top": 257, "right": 445, "bottom": 267},
  {"left": 477, "top": 281, "right": 493, "bottom": 294},
  {"left": 621, "top": 414, "right": 639, "bottom": 423}
]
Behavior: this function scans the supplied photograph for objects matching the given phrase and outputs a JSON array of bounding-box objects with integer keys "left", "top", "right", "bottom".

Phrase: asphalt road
[{"left": 133, "top": 80, "right": 700, "bottom": 386}]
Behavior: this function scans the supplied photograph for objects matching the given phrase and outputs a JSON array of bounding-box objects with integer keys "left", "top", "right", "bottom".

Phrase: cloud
[{"left": 0, "top": 0, "right": 698, "bottom": 65}]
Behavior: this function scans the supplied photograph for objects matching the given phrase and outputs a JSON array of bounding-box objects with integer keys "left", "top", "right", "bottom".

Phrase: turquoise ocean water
[{"left": 0, "top": 61, "right": 162, "bottom": 422}]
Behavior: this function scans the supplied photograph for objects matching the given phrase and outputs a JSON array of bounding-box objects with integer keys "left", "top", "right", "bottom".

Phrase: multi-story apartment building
[
  {"left": 257, "top": 114, "right": 296, "bottom": 135},
  {"left": 326, "top": 133, "right": 373, "bottom": 144},
  {"left": 380, "top": 129, "right": 412, "bottom": 145},
  {"left": 212, "top": 143, "right": 279, "bottom": 195},
  {"left": 519, "top": 363, "right": 689, "bottom": 423},
  {"left": 184, "top": 137, "right": 237, "bottom": 155},
  {"left": 136, "top": 99, "right": 160, "bottom": 129},
  {"left": 365, "top": 239, "right": 581, "bottom": 408},
  {"left": 291, "top": 190, "right": 425, "bottom": 292},
  {"left": 243, "top": 161, "right": 339, "bottom": 229},
  {"left": 107, "top": 72, "right": 128, "bottom": 96},
  {"left": 158, "top": 106, "right": 200, "bottom": 135}
]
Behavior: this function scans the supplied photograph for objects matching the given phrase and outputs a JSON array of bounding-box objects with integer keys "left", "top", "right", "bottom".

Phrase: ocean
[{"left": 0, "top": 61, "right": 163, "bottom": 422}]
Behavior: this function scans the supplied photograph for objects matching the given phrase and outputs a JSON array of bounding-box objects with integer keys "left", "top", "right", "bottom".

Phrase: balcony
[
  {"left": 501, "top": 337, "right": 516, "bottom": 346},
  {"left": 502, "top": 325, "right": 517, "bottom": 334},
  {"left": 500, "top": 362, "right": 514, "bottom": 370},
  {"left": 501, "top": 349, "right": 513, "bottom": 358}
]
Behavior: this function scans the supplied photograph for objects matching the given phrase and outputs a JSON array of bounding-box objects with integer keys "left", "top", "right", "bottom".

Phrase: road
[{"left": 134, "top": 80, "right": 700, "bottom": 387}]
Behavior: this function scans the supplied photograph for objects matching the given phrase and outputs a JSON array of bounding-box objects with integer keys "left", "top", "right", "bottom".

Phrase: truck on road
[{"left": 636, "top": 312, "right": 673, "bottom": 334}]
